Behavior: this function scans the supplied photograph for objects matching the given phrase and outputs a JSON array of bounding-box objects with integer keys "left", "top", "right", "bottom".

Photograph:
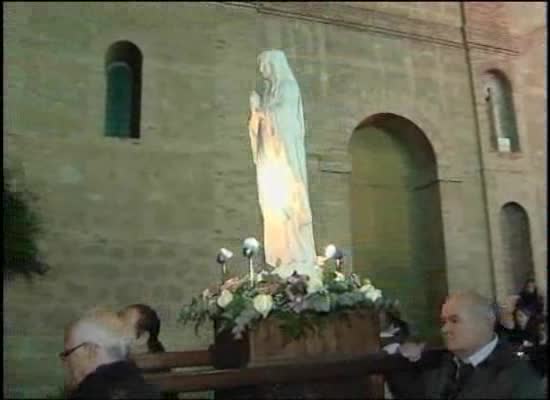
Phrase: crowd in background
[{"left": 496, "top": 278, "right": 546, "bottom": 347}]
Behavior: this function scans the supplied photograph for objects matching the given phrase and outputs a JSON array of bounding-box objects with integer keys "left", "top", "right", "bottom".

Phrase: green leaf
[
  {"left": 305, "top": 292, "right": 331, "bottom": 313},
  {"left": 326, "top": 280, "right": 349, "bottom": 293},
  {"left": 335, "top": 292, "right": 356, "bottom": 307},
  {"left": 4, "top": 171, "right": 49, "bottom": 280}
]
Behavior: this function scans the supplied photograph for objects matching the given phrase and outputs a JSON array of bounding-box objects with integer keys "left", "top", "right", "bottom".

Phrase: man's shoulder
[
  {"left": 482, "top": 338, "right": 524, "bottom": 369},
  {"left": 484, "top": 340, "right": 544, "bottom": 393},
  {"left": 70, "top": 361, "right": 161, "bottom": 399}
]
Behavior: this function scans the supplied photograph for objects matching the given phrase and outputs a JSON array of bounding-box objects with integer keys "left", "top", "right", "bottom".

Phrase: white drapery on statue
[{"left": 248, "top": 50, "right": 319, "bottom": 280}]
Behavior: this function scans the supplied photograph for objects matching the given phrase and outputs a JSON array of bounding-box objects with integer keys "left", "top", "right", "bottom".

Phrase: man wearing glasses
[{"left": 61, "top": 309, "right": 160, "bottom": 399}]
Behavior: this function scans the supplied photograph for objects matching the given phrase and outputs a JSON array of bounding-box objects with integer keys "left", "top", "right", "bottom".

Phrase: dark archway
[
  {"left": 349, "top": 113, "right": 447, "bottom": 341},
  {"left": 500, "top": 202, "right": 535, "bottom": 295}
]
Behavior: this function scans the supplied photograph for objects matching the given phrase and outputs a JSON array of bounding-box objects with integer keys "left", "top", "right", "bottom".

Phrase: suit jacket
[
  {"left": 69, "top": 360, "right": 161, "bottom": 399},
  {"left": 386, "top": 339, "right": 545, "bottom": 399}
]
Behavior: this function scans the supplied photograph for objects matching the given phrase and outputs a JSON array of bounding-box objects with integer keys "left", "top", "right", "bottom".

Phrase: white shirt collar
[{"left": 458, "top": 334, "right": 498, "bottom": 367}]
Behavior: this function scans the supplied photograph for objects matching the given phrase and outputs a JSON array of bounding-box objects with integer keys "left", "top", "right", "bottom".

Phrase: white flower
[
  {"left": 364, "top": 288, "right": 382, "bottom": 302},
  {"left": 202, "top": 288, "right": 212, "bottom": 300},
  {"left": 359, "top": 279, "right": 382, "bottom": 302},
  {"left": 359, "top": 283, "right": 375, "bottom": 293},
  {"left": 334, "top": 271, "right": 345, "bottom": 282},
  {"left": 217, "top": 289, "right": 234, "bottom": 308},
  {"left": 253, "top": 294, "right": 273, "bottom": 318}
]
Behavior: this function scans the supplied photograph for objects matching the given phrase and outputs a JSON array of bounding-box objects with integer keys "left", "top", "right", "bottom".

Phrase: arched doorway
[
  {"left": 500, "top": 202, "right": 535, "bottom": 295},
  {"left": 349, "top": 113, "right": 447, "bottom": 340}
]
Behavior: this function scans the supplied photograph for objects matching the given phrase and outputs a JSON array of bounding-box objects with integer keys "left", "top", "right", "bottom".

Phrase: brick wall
[{"left": 4, "top": 2, "right": 546, "bottom": 397}]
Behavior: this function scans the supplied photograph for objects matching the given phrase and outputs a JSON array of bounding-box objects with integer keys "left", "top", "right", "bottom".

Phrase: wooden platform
[{"left": 212, "top": 309, "right": 383, "bottom": 398}]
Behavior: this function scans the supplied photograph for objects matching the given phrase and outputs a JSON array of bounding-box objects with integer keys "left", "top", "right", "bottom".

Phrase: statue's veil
[{"left": 257, "top": 50, "right": 308, "bottom": 187}]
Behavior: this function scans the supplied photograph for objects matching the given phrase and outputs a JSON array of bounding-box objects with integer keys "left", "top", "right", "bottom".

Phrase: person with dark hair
[
  {"left": 118, "top": 304, "right": 180, "bottom": 399},
  {"left": 516, "top": 279, "right": 544, "bottom": 318},
  {"left": 63, "top": 308, "right": 161, "bottom": 399},
  {"left": 119, "top": 304, "right": 165, "bottom": 355},
  {"left": 501, "top": 307, "right": 540, "bottom": 347}
]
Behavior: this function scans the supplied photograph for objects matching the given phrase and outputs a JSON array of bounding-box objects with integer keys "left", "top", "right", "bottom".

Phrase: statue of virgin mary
[{"left": 248, "top": 50, "right": 319, "bottom": 280}]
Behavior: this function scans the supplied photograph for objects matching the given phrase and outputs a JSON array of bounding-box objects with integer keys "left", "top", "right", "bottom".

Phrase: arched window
[
  {"left": 500, "top": 202, "right": 534, "bottom": 295},
  {"left": 105, "top": 41, "right": 142, "bottom": 138},
  {"left": 484, "top": 70, "right": 520, "bottom": 152}
]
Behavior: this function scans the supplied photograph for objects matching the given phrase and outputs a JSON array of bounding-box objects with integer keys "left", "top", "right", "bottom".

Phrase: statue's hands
[{"left": 250, "top": 91, "right": 261, "bottom": 111}]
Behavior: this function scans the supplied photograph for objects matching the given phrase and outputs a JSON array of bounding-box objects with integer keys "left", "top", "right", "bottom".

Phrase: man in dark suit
[{"left": 385, "top": 291, "right": 544, "bottom": 399}]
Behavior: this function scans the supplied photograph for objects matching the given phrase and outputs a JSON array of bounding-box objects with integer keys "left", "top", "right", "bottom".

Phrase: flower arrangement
[{"left": 179, "top": 264, "right": 396, "bottom": 341}]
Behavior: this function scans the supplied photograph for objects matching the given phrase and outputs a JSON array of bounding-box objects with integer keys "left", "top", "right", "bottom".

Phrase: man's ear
[{"left": 488, "top": 310, "right": 497, "bottom": 327}]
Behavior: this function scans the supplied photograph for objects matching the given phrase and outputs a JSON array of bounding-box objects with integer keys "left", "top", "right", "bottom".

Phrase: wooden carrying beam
[
  {"left": 139, "top": 346, "right": 546, "bottom": 393},
  {"left": 133, "top": 350, "right": 212, "bottom": 371},
  {"left": 142, "top": 349, "right": 446, "bottom": 393}
]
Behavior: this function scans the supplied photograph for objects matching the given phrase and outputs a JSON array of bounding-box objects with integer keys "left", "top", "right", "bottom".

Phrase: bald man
[
  {"left": 385, "top": 291, "right": 544, "bottom": 399},
  {"left": 62, "top": 309, "right": 160, "bottom": 399}
]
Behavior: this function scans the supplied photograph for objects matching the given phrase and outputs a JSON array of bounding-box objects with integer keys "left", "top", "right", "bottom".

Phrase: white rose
[
  {"left": 364, "top": 288, "right": 382, "bottom": 302},
  {"left": 253, "top": 294, "right": 273, "bottom": 318},
  {"left": 359, "top": 283, "right": 375, "bottom": 293},
  {"left": 334, "top": 271, "right": 345, "bottom": 282},
  {"left": 217, "top": 289, "right": 234, "bottom": 308}
]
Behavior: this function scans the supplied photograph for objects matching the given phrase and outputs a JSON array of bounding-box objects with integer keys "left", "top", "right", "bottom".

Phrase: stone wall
[{"left": 3, "top": 2, "right": 546, "bottom": 397}]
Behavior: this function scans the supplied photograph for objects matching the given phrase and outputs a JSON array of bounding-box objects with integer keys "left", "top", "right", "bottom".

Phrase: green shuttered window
[
  {"left": 105, "top": 62, "right": 133, "bottom": 138},
  {"left": 104, "top": 41, "right": 142, "bottom": 139}
]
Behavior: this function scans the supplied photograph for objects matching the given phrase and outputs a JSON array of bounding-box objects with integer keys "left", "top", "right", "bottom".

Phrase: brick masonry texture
[{"left": 3, "top": 2, "right": 546, "bottom": 397}]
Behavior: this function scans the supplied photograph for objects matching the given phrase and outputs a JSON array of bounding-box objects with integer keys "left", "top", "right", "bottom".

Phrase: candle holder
[
  {"left": 325, "top": 244, "right": 344, "bottom": 273},
  {"left": 243, "top": 237, "right": 260, "bottom": 287},
  {"left": 216, "top": 248, "right": 233, "bottom": 283},
  {"left": 335, "top": 252, "right": 344, "bottom": 272}
]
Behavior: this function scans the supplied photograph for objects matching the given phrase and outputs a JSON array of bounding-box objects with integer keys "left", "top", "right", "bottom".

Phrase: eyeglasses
[{"left": 58, "top": 342, "right": 90, "bottom": 360}]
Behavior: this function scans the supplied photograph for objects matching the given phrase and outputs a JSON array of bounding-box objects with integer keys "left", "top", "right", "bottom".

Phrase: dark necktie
[{"left": 444, "top": 359, "right": 475, "bottom": 400}]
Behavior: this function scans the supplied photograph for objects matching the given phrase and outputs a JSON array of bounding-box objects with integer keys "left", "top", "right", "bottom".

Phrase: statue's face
[{"left": 259, "top": 59, "right": 271, "bottom": 79}]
